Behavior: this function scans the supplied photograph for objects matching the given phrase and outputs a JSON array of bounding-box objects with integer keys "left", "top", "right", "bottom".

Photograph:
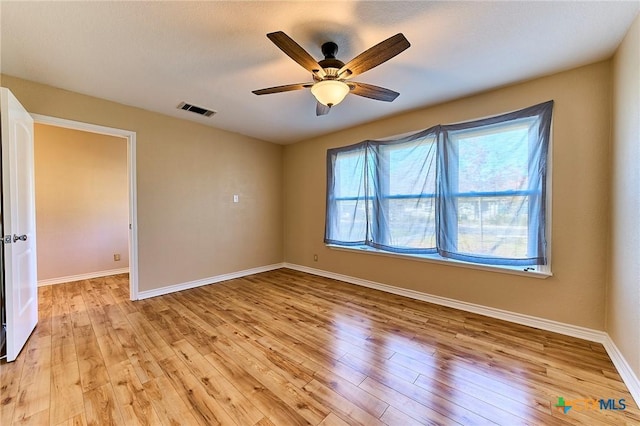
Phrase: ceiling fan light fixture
[{"left": 311, "top": 80, "right": 350, "bottom": 107}]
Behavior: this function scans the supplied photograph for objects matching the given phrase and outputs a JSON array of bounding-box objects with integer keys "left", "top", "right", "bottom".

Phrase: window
[{"left": 325, "top": 101, "right": 553, "bottom": 272}]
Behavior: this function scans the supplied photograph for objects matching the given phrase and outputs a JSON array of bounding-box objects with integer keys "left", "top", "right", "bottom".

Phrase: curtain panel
[{"left": 325, "top": 100, "right": 554, "bottom": 266}]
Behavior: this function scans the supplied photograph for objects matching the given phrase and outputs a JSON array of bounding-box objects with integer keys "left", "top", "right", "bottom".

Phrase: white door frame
[{"left": 30, "top": 114, "right": 139, "bottom": 300}]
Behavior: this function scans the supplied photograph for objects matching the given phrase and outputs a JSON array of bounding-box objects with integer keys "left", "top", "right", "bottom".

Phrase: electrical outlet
[
  {"left": 313, "top": 254, "right": 318, "bottom": 262},
  {"left": 114, "top": 254, "right": 121, "bottom": 261}
]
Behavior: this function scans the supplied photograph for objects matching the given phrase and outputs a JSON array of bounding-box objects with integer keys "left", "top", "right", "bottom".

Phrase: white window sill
[{"left": 326, "top": 244, "right": 552, "bottom": 279}]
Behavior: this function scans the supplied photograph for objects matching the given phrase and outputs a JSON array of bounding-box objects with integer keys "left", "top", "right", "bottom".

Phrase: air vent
[{"left": 177, "top": 102, "right": 216, "bottom": 117}]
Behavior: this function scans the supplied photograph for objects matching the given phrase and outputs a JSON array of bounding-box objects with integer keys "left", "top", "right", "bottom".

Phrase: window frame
[{"left": 325, "top": 101, "right": 553, "bottom": 276}]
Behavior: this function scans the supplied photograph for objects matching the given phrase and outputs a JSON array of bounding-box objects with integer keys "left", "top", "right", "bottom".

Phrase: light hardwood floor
[{"left": 1, "top": 269, "right": 639, "bottom": 425}]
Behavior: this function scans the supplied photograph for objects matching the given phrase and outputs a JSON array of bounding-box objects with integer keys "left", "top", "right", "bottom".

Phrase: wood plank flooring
[{"left": 1, "top": 268, "right": 639, "bottom": 425}]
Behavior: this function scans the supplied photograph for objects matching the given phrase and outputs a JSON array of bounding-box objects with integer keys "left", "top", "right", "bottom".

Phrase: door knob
[{"left": 13, "top": 234, "right": 27, "bottom": 242}]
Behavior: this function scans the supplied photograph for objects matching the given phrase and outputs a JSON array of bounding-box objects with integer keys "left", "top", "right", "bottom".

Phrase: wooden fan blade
[
  {"left": 252, "top": 83, "right": 311, "bottom": 95},
  {"left": 350, "top": 82, "right": 399, "bottom": 102},
  {"left": 316, "top": 102, "right": 331, "bottom": 116},
  {"left": 267, "top": 31, "right": 326, "bottom": 78},
  {"left": 338, "top": 33, "right": 410, "bottom": 79}
]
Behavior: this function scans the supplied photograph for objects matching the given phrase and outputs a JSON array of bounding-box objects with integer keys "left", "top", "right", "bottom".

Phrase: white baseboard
[
  {"left": 136, "top": 263, "right": 285, "bottom": 300},
  {"left": 38, "top": 267, "right": 130, "bottom": 287},
  {"left": 602, "top": 336, "right": 640, "bottom": 405},
  {"left": 282, "top": 262, "right": 640, "bottom": 407}
]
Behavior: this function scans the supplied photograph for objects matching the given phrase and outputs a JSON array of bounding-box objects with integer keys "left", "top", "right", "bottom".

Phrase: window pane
[
  {"left": 387, "top": 139, "right": 436, "bottom": 196},
  {"left": 332, "top": 199, "right": 368, "bottom": 242},
  {"left": 457, "top": 124, "right": 529, "bottom": 193},
  {"left": 382, "top": 137, "right": 437, "bottom": 251},
  {"left": 326, "top": 148, "right": 369, "bottom": 244},
  {"left": 387, "top": 197, "right": 436, "bottom": 249},
  {"left": 456, "top": 195, "right": 529, "bottom": 257},
  {"left": 335, "top": 151, "right": 365, "bottom": 198}
]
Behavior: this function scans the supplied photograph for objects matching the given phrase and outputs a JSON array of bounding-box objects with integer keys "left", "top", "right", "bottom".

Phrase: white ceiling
[{"left": 2, "top": 1, "right": 638, "bottom": 144}]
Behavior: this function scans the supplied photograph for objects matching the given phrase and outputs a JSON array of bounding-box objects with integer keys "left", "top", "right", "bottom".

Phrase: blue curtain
[{"left": 325, "top": 100, "right": 553, "bottom": 266}]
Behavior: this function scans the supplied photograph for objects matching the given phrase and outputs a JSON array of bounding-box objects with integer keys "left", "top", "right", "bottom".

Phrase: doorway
[{"left": 31, "top": 114, "right": 139, "bottom": 299}]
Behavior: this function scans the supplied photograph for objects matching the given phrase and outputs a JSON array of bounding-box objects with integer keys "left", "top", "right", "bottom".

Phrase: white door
[{"left": 1, "top": 88, "right": 38, "bottom": 362}]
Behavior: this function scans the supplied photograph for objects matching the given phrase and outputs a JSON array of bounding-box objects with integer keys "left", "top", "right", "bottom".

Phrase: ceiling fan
[{"left": 252, "top": 31, "right": 410, "bottom": 116}]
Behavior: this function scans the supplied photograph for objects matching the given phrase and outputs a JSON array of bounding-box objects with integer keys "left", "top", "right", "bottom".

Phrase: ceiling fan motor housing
[{"left": 319, "top": 41, "right": 345, "bottom": 77}]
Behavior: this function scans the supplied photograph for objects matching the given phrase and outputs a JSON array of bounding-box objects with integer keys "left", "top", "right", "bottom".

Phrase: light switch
[{"left": 233, "top": 194, "right": 239, "bottom": 203}]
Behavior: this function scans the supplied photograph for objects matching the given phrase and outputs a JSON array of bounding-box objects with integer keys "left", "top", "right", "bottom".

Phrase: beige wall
[
  {"left": 609, "top": 14, "right": 640, "bottom": 378},
  {"left": 2, "top": 75, "right": 283, "bottom": 292},
  {"left": 284, "top": 61, "right": 612, "bottom": 330},
  {"left": 34, "top": 124, "right": 128, "bottom": 281}
]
